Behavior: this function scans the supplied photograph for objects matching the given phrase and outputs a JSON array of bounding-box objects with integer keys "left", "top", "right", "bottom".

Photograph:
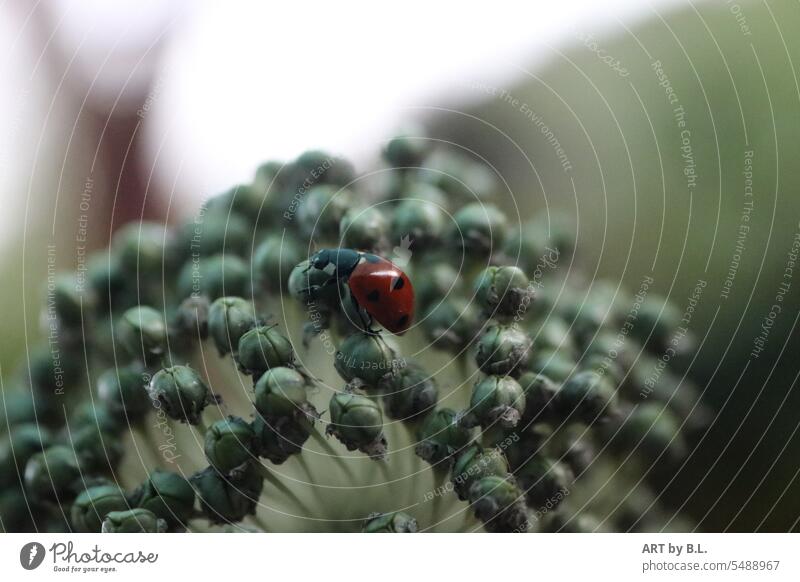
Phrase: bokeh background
[{"left": 1, "top": 0, "right": 799, "bottom": 531}]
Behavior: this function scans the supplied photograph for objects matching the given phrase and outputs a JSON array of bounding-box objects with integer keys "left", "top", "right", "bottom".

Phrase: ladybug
[{"left": 307, "top": 248, "right": 414, "bottom": 334}]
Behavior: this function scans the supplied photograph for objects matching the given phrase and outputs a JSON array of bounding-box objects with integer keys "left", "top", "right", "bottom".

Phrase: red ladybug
[{"left": 308, "top": 248, "right": 414, "bottom": 334}]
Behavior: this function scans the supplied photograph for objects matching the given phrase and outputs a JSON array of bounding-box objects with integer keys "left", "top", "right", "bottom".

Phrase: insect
[{"left": 307, "top": 248, "right": 414, "bottom": 334}]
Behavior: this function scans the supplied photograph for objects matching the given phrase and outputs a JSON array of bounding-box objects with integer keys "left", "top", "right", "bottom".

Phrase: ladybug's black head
[{"left": 310, "top": 248, "right": 362, "bottom": 278}]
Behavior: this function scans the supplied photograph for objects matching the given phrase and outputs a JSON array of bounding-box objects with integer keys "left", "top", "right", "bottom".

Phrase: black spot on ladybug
[
  {"left": 367, "top": 290, "right": 380, "bottom": 302},
  {"left": 392, "top": 277, "right": 405, "bottom": 290},
  {"left": 396, "top": 314, "right": 409, "bottom": 328}
]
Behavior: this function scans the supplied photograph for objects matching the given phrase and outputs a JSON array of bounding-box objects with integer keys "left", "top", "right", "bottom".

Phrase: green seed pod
[
  {"left": 177, "top": 253, "right": 249, "bottom": 301},
  {"left": 632, "top": 295, "right": 684, "bottom": 352},
  {"left": 362, "top": 511, "right": 419, "bottom": 532},
  {"left": 71, "top": 485, "right": 129, "bottom": 532},
  {"left": 174, "top": 208, "right": 249, "bottom": 260},
  {"left": 421, "top": 297, "right": 481, "bottom": 352},
  {"left": 340, "top": 207, "right": 389, "bottom": 253},
  {"left": 253, "top": 234, "right": 303, "bottom": 293},
  {"left": 528, "top": 317, "right": 577, "bottom": 355},
  {"left": 205, "top": 416, "right": 256, "bottom": 474},
  {"left": 294, "top": 150, "right": 355, "bottom": 187},
  {"left": 414, "top": 262, "right": 460, "bottom": 311},
  {"left": 383, "top": 126, "right": 430, "bottom": 167},
  {"left": 464, "top": 375, "right": 526, "bottom": 430},
  {"left": 528, "top": 348, "right": 577, "bottom": 382},
  {"left": 116, "top": 306, "right": 168, "bottom": 362},
  {"left": 29, "top": 343, "right": 81, "bottom": 397},
  {"left": 555, "top": 370, "right": 617, "bottom": 425},
  {"left": 101, "top": 508, "right": 167, "bottom": 533},
  {"left": 71, "top": 425, "right": 124, "bottom": 473},
  {"left": 383, "top": 362, "right": 438, "bottom": 421},
  {"left": 513, "top": 456, "right": 571, "bottom": 510},
  {"left": 474, "top": 324, "right": 532, "bottom": 377},
  {"left": 517, "top": 371, "right": 559, "bottom": 423},
  {"left": 87, "top": 251, "right": 129, "bottom": 314},
  {"left": 236, "top": 325, "right": 295, "bottom": 377},
  {"left": 415, "top": 408, "right": 472, "bottom": 466},
  {"left": 449, "top": 203, "right": 508, "bottom": 258},
  {"left": 96, "top": 365, "right": 151, "bottom": 423},
  {"left": 451, "top": 444, "right": 509, "bottom": 501},
  {"left": 70, "top": 401, "right": 119, "bottom": 435},
  {"left": 334, "top": 332, "right": 403, "bottom": 387},
  {"left": 254, "top": 367, "right": 312, "bottom": 420},
  {"left": 0, "top": 488, "right": 33, "bottom": 532},
  {"left": 130, "top": 470, "right": 196, "bottom": 531},
  {"left": 192, "top": 464, "right": 264, "bottom": 525},
  {"left": 114, "top": 221, "right": 169, "bottom": 274},
  {"left": 327, "top": 391, "right": 387, "bottom": 458},
  {"left": 467, "top": 475, "right": 528, "bottom": 533},
  {"left": 174, "top": 295, "right": 210, "bottom": 343},
  {"left": 473, "top": 266, "right": 533, "bottom": 320},
  {"left": 208, "top": 296, "right": 257, "bottom": 356},
  {"left": 287, "top": 259, "right": 344, "bottom": 309},
  {"left": 502, "top": 221, "right": 550, "bottom": 274},
  {"left": 297, "top": 185, "right": 353, "bottom": 241},
  {"left": 614, "top": 403, "right": 687, "bottom": 461},
  {"left": 421, "top": 150, "right": 497, "bottom": 201},
  {"left": 45, "top": 274, "right": 94, "bottom": 329},
  {"left": 390, "top": 198, "right": 445, "bottom": 252},
  {"left": 252, "top": 415, "right": 311, "bottom": 464},
  {"left": 0, "top": 424, "right": 52, "bottom": 488},
  {"left": 147, "top": 366, "right": 211, "bottom": 425},
  {"left": 24, "top": 445, "right": 81, "bottom": 502}
]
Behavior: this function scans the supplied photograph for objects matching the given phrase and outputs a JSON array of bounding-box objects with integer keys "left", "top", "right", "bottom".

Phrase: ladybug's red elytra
[{"left": 307, "top": 248, "right": 414, "bottom": 334}]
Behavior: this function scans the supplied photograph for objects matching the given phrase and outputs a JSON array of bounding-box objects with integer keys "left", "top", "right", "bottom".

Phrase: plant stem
[
  {"left": 309, "top": 429, "right": 357, "bottom": 482},
  {"left": 257, "top": 463, "right": 311, "bottom": 515}
]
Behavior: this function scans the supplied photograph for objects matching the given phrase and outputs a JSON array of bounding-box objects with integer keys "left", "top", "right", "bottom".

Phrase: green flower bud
[
  {"left": 70, "top": 401, "right": 119, "bottom": 435},
  {"left": 29, "top": 343, "right": 81, "bottom": 396},
  {"left": 517, "top": 371, "right": 559, "bottom": 423},
  {"left": 0, "top": 488, "right": 33, "bottom": 532},
  {"left": 528, "top": 317, "right": 577, "bottom": 355},
  {"left": 421, "top": 150, "right": 497, "bottom": 200},
  {"left": 116, "top": 306, "right": 168, "bottom": 362},
  {"left": 0, "top": 424, "right": 52, "bottom": 488},
  {"left": 383, "top": 126, "right": 430, "bottom": 167},
  {"left": 45, "top": 274, "right": 94, "bottom": 329},
  {"left": 177, "top": 253, "right": 249, "bottom": 301},
  {"left": 414, "top": 262, "right": 460, "bottom": 311},
  {"left": 71, "top": 425, "right": 124, "bottom": 473},
  {"left": 287, "top": 259, "right": 344, "bottom": 309},
  {"left": 468, "top": 475, "right": 528, "bottom": 533},
  {"left": 391, "top": 198, "right": 445, "bottom": 252},
  {"left": 96, "top": 365, "right": 151, "bottom": 423},
  {"left": 252, "top": 415, "right": 311, "bottom": 464},
  {"left": 362, "top": 511, "right": 418, "bottom": 532},
  {"left": 415, "top": 408, "right": 472, "bottom": 466},
  {"left": 555, "top": 370, "right": 617, "bottom": 424},
  {"left": 173, "top": 295, "right": 210, "bottom": 343},
  {"left": 130, "top": 470, "right": 196, "bottom": 531},
  {"left": 475, "top": 324, "right": 532, "bottom": 377},
  {"left": 114, "top": 221, "right": 171, "bottom": 279},
  {"left": 205, "top": 416, "right": 256, "bottom": 474},
  {"left": 294, "top": 150, "right": 355, "bottom": 187},
  {"left": 632, "top": 295, "right": 685, "bottom": 352},
  {"left": 192, "top": 464, "right": 264, "bottom": 525},
  {"left": 334, "top": 332, "right": 403, "bottom": 388},
  {"left": 236, "top": 325, "right": 295, "bottom": 377},
  {"left": 24, "top": 445, "right": 81, "bottom": 502},
  {"left": 340, "top": 207, "right": 389, "bottom": 253},
  {"left": 473, "top": 266, "right": 533, "bottom": 320},
  {"left": 422, "top": 297, "right": 481, "bottom": 352},
  {"left": 87, "top": 251, "right": 129, "bottom": 314},
  {"left": 463, "top": 375, "right": 526, "bottom": 430},
  {"left": 254, "top": 367, "right": 314, "bottom": 420},
  {"left": 208, "top": 296, "right": 258, "bottom": 356},
  {"left": 174, "top": 208, "right": 249, "bottom": 260},
  {"left": 528, "top": 348, "right": 576, "bottom": 382},
  {"left": 451, "top": 444, "right": 508, "bottom": 501},
  {"left": 253, "top": 234, "right": 303, "bottom": 293},
  {"left": 101, "top": 508, "right": 167, "bottom": 533},
  {"left": 147, "top": 366, "right": 211, "bottom": 425},
  {"left": 614, "top": 403, "right": 686, "bottom": 461},
  {"left": 0, "top": 388, "right": 37, "bottom": 430},
  {"left": 383, "top": 362, "right": 438, "bottom": 421},
  {"left": 327, "top": 391, "right": 387, "bottom": 458},
  {"left": 71, "top": 485, "right": 129, "bottom": 532},
  {"left": 297, "top": 185, "right": 353, "bottom": 241},
  {"left": 449, "top": 203, "right": 508, "bottom": 258},
  {"left": 502, "top": 222, "right": 550, "bottom": 274},
  {"left": 513, "top": 456, "right": 571, "bottom": 510}
]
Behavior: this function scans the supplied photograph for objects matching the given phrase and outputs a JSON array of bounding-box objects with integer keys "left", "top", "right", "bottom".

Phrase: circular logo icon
[{"left": 19, "top": 542, "right": 46, "bottom": 570}]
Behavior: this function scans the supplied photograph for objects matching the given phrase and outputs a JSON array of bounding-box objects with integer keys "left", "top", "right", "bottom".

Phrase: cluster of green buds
[{"left": 0, "top": 127, "right": 707, "bottom": 533}]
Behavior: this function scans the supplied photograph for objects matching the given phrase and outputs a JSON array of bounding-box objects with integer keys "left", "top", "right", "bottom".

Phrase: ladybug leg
[{"left": 350, "top": 294, "right": 379, "bottom": 335}]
